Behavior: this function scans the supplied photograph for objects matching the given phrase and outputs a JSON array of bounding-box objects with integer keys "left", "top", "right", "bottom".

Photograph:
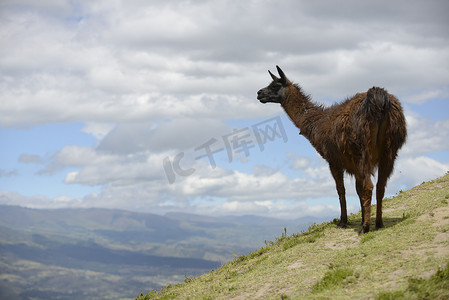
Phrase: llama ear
[
  {"left": 276, "top": 65, "right": 288, "bottom": 86},
  {"left": 268, "top": 70, "right": 279, "bottom": 82}
]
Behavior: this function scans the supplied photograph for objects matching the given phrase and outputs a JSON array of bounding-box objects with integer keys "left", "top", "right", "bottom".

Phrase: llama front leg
[
  {"left": 356, "top": 179, "right": 364, "bottom": 225},
  {"left": 330, "top": 167, "right": 347, "bottom": 228}
]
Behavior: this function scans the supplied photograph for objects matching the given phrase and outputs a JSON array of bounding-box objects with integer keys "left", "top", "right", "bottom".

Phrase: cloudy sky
[{"left": 1, "top": 0, "right": 448, "bottom": 219}]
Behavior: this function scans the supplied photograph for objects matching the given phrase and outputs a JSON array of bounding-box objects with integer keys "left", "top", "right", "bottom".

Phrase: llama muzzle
[{"left": 257, "top": 90, "right": 267, "bottom": 103}]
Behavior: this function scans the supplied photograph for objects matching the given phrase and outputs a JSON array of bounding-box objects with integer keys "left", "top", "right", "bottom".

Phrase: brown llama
[{"left": 257, "top": 66, "right": 407, "bottom": 234}]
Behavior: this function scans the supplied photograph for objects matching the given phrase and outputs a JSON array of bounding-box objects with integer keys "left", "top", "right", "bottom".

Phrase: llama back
[
  {"left": 362, "top": 87, "right": 391, "bottom": 120},
  {"left": 384, "top": 92, "right": 407, "bottom": 153},
  {"left": 362, "top": 87, "right": 407, "bottom": 155}
]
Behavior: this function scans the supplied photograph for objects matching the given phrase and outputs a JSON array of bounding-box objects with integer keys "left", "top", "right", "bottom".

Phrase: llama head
[{"left": 257, "top": 65, "right": 291, "bottom": 104}]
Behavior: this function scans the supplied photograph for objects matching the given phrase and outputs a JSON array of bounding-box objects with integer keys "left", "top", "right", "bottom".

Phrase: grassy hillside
[{"left": 137, "top": 173, "right": 449, "bottom": 299}]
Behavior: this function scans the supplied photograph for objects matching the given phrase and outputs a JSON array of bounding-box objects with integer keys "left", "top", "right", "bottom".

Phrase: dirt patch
[
  {"left": 253, "top": 283, "right": 273, "bottom": 299},
  {"left": 407, "top": 202, "right": 449, "bottom": 269},
  {"left": 417, "top": 204, "right": 449, "bottom": 226},
  {"left": 323, "top": 230, "right": 360, "bottom": 250},
  {"left": 231, "top": 280, "right": 277, "bottom": 300},
  {"left": 416, "top": 202, "right": 449, "bottom": 258},
  {"left": 433, "top": 230, "right": 449, "bottom": 258},
  {"left": 287, "top": 260, "right": 304, "bottom": 270},
  {"left": 386, "top": 267, "right": 412, "bottom": 290},
  {"left": 382, "top": 204, "right": 410, "bottom": 217},
  {"left": 383, "top": 205, "right": 409, "bottom": 214}
]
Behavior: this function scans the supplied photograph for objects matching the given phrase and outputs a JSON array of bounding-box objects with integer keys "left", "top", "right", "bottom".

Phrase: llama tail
[{"left": 362, "top": 87, "right": 391, "bottom": 120}]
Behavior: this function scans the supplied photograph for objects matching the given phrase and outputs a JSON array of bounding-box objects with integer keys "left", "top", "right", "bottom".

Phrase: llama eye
[{"left": 273, "top": 83, "right": 282, "bottom": 91}]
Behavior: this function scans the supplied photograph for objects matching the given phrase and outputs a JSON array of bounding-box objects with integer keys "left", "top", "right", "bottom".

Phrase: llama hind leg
[
  {"left": 375, "top": 175, "right": 387, "bottom": 229},
  {"left": 376, "top": 157, "right": 395, "bottom": 229},
  {"left": 330, "top": 167, "right": 347, "bottom": 228},
  {"left": 357, "top": 176, "right": 373, "bottom": 234}
]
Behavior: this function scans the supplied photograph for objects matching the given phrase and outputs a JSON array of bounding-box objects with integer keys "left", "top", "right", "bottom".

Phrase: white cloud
[
  {"left": 81, "top": 122, "right": 115, "bottom": 139},
  {"left": 406, "top": 88, "right": 449, "bottom": 104},
  {"left": 170, "top": 162, "right": 338, "bottom": 204},
  {"left": 0, "top": 189, "right": 83, "bottom": 210},
  {"left": 401, "top": 114, "right": 449, "bottom": 157},
  {"left": 212, "top": 200, "right": 339, "bottom": 219},
  {"left": 64, "top": 154, "right": 163, "bottom": 186},
  {"left": 28, "top": 136, "right": 342, "bottom": 215},
  {"left": 47, "top": 146, "right": 167, "bottom": 186},
  {"left": 1, "top": 0, "right": 449, "bottom": 219},
  {"left": 287, "top": 153, "right": 310, "bottom": 170},
  {"left": 1, "top": 0, "right": 448, "bottom": 126},
  {"left": 18, "top": 154, "right": 43, "bottom": 164},
  {"left": 0, "top": 169, "right": 18, "bottom": 177},
  {"left": 390, "top": 156, "right": 449, "bottom": 190}
]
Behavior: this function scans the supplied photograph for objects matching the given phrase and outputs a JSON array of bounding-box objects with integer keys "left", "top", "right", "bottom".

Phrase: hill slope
[{"left": 137, "top": 173, "right": 449, "bottom": 299}]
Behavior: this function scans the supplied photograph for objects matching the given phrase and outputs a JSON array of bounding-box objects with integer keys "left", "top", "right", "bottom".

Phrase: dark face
[
  {"left": 257, "top": 80, "right": 284, "bottom": 104},
  {"left": 257, "top": 66, "right": 289, "bottom": 104}
]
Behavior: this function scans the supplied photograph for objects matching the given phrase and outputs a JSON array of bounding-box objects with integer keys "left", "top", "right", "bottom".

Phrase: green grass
[
  {"left": 136, "top": 174, "right": 449, "bottom": 299},
  {"left": 311, "top": 267, "right": 358, "bottom": 293},
  {"left": 376, "top": 262, "right": 449, "bottom": 300}
]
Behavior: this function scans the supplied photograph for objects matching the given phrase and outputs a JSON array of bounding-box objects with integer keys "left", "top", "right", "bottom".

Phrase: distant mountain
[
  {"left": 0, "top": 237, "right": 218, "bottom": 270},
  {"left": 0, "top": 205, "right": 182, "bottom": 233},
  {"left": 0, "top": 205, "right": 324, "bottom": 300},
  {"left": 165, "top": 211, "right": 307, "bottom": 232}
]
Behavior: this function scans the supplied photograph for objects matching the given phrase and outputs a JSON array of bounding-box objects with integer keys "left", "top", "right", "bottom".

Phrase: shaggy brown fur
[{"left": 257, "top": 66, "right": 407, "bottom": 233}]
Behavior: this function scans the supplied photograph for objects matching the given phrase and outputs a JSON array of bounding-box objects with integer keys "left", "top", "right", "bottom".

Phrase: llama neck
[{"left": 281, "top": 85, "right": 322, "bottom": 142}]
